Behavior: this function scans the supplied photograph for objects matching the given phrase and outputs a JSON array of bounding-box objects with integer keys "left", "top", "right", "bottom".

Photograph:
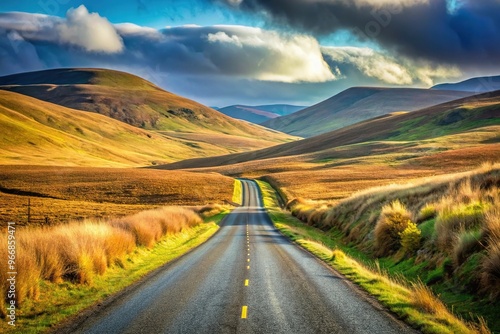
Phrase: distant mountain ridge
[
  {"left": 159, "top": 90, "right": 500, "bottom": 171},
  {"left": 218, "top": 104, "right": 305, "bottom": 124},
  {"left": 262, "top": 87, "right": 474, "bottom": 137},
  {"left": 432, "top": 75, "right": 500, "bottom": 93}
]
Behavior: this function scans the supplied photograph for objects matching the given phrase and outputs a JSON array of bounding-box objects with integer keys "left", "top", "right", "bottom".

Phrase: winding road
[{"left": 62, "top": 179, "right": 415, "bottom": 334}]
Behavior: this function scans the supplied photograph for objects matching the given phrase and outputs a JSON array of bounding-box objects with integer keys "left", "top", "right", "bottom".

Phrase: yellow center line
[
  {"left": 247, "top": 258, "right": 250, "bottom": 262},
  {"left": 241, "top": 306, "right": 248, "bottom": 319},
  {"left": 247, "top": 265, "right": 250, "bottom": 269},
  {"left": 245, "top": 279, "right": 249, "bottom": 286}
]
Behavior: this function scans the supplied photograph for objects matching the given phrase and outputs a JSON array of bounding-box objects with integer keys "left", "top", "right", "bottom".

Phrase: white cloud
[
  {"left": 206, "top": 27, "right": 336, "bottom": 83},
  {"left": 322, "top": 46, "right": 461, "bottom": 86},
  {"left": 56, "top": 5, "right": 123, "bottom": 53}
]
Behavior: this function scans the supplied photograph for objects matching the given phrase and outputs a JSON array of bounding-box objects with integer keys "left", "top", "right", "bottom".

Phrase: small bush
[
  {"left": 399, "top": 221, "right": 421, "bottom": 255},
  {"left": 374, "top": 200, "right": 413, "bottom": 256}
]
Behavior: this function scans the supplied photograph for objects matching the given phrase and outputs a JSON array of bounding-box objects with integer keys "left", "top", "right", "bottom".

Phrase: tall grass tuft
[
  {"left": 411, "top": 280, "right": 449, "bottom": 317},
  {"left": 374, "top": 200, "right": 413, "bottom": 256},
  {"left": 0, "top": 206, "right": 206, "bottom": 311},
  {"left": 453, "top": 230, "right": 484, "bottom": 266},
  {"left": 435, "top": 198, "right": 486, "bottom": 250},
  {"left": 480, "top": 242, "right": 500, "bottom": 301}
]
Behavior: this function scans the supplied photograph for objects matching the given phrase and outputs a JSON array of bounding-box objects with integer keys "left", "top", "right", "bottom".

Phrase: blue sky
[{"left": 1, "top": 0, "right": 499, "bottom": 106}]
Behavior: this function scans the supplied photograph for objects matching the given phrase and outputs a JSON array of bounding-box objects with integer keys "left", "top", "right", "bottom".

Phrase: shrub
[
  {"left": 374, "top": 200, "right": 413, "bottom": 256},
  {"left": 399, "top": 221, "right": 422, "bottom": 255}
]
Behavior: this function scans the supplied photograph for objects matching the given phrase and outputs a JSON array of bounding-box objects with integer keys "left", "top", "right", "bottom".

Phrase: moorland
[{"left": 0, "top": 68, "right": 499, "bottom": 333}]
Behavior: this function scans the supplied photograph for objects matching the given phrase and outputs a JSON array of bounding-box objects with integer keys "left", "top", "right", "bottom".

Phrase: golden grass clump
[
  {"left": 411, "top": 280, "right": 449, "bottom": 317},
  {"left": 0, "top": 206, "right": 204, "bottom": 312},
  {"left": 480, "top": 207, "right": 500, "bottom": 301},
  {"left": 113, "top": 207, "right": 203, "bottom": 248},
  {"left": 374, "top": 200, "right": 414, "bottom": 257},
  {"left": 0, "top": 235, "right": 40, "bottom": 312},
  {"left": 417, "top": 203, "right": 437, "bottom": 223},
  {"left": 435, "top": 192, "right": 487, "bottom": 251},
  {"left": 480, "top": 242, "right": 500, "bottom": 301}
]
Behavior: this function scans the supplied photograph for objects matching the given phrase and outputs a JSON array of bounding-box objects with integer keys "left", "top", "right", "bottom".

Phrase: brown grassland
[{"left": 0, "top": 166, "right": 234, "bottom": 227}]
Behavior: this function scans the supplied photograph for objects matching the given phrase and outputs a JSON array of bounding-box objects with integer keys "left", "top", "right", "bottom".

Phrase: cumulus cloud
[
  {"left": 205, "top": 27, "right": 335, "bottom": 82},
  {"left": 55, "top": 5, "right": 123, "bottom": 53},
  {"left": 322, "top": 46, "right": 461, "bottom": 86},
  {"left": 0, "top": 5, "right": 122, "bottom": 54}
]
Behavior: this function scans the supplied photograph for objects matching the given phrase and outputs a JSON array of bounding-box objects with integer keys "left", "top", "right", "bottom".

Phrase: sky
[{"left": 0, "top": 0, "right": 499, "bottom": 107}]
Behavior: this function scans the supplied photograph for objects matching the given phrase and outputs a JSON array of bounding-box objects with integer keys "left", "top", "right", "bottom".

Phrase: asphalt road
[{"left": 62, "top": 179, "right": 415, "bottom": 334}]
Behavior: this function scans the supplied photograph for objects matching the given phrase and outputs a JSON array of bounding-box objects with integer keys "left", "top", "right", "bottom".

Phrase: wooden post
[{"left": 27, "top": 197, "right": 31, "bottom": 224}]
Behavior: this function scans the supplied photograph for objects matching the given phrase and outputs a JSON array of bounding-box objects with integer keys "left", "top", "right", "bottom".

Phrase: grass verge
[
  {"left": 232, "top": 179, "right": 242, "bottom": 205},
  {"left": 0, "top": 206, "right": 231, "bottom": 333},
  {"left": 255, "top": 180, "right": 490, "bottom": 334}
]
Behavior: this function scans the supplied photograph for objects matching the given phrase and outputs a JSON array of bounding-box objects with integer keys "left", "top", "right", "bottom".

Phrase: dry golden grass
[
  {"left": 0, "top": 166, "right": 234, "bottom": 227},
  {"left": 0, "top": 205, "right": 209, "bottom": 317},
  {"left": 286, "top": 163, "right": 500, "bottom": 305}
]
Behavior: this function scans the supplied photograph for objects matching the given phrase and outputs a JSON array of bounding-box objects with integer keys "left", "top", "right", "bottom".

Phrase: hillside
[
  {"left": 432, "top": 75, "right": 500, "bottom": 93},
  {"left": 0, "top": 90, "right": 285, "bottom": 167},
  {"left": 263, "top": 87, "right": 473, "bottom": 137},
  {"left": 160, "top": 90, "right": 500, "bottom": 173},
  {"left": 218, "top": 104, "right": 305, "bottom": 124},
  {"left": 0, "top": 68, "right": 295, "bottom": 144}
]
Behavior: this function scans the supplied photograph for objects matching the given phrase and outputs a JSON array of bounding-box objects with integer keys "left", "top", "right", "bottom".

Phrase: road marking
[
  {"left": 245, "top": 279, "right": 249, "bottom": 286},
  {"left": 241, "top": 306, "right": 248, "bottom": 319},
  {"left": 247, "top": 258, "right": 250, "bottom": 262},
  {"left": 247, "top": 265, "right": 250, "bottom": 269}
]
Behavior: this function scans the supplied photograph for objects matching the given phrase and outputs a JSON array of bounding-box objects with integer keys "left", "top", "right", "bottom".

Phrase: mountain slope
[
  {"left": 0, "top": 68, "right": 294, "bottom": 143},
  {"left": 0, "top": 90, "right": 282, "bottom": 167},
  {"left": 160, "top": 90, "right": 500, "bottom": 171},
  {"left": 218, "top": 104, "right": 305, "bottom": 124},
  {"left": 432, "top": 75, "right": 500, "bottom": 93},
  {"left": 263, "top": 87, "right": 474, "bottom": 137}
]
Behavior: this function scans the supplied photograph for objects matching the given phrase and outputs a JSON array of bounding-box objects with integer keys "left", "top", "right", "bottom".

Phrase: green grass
[
  {"left": 232, "top": 179, "right": 242, "bottom": 205},
  {"left": 256, "top": 180, "right": 488, "bottom": 334},
  {"left": 0, "top": 208, "right": 230, "bottom": 333},
  {"left": 389, "top": 105, "right": 500, "bottom": 141}
]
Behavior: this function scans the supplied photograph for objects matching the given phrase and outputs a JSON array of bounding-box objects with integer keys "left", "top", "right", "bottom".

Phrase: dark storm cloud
[{"left": 218, "top": 0, "right": 500, "bottom": 68}]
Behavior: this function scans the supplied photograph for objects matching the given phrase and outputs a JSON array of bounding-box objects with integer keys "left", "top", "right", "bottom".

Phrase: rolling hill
[
  {"left": 218, "top": 104, "right": 305, "bottom": 124},
  {"left": 0, "top": 90, "right": 286, "bottom": 167},
  {"left": 432, "top": 74, "right": 500, "bottom": 93},
  {"left": 262, "top": 87, "right": 474, "bottom": 137},
  {"left": 0, "top": 68, "right": 295, "bottom": 145},
  {"left": 160, "top": 90, "right": 500, "bottom": 172}
]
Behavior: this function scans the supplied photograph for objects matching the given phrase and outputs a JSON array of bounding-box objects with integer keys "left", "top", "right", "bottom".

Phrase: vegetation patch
[
  {"left": 0, "top": 205, "right": 230, "bottom": 333},
  {"left": 257, "top": 179, "right": 494, "bottom": 333}
]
